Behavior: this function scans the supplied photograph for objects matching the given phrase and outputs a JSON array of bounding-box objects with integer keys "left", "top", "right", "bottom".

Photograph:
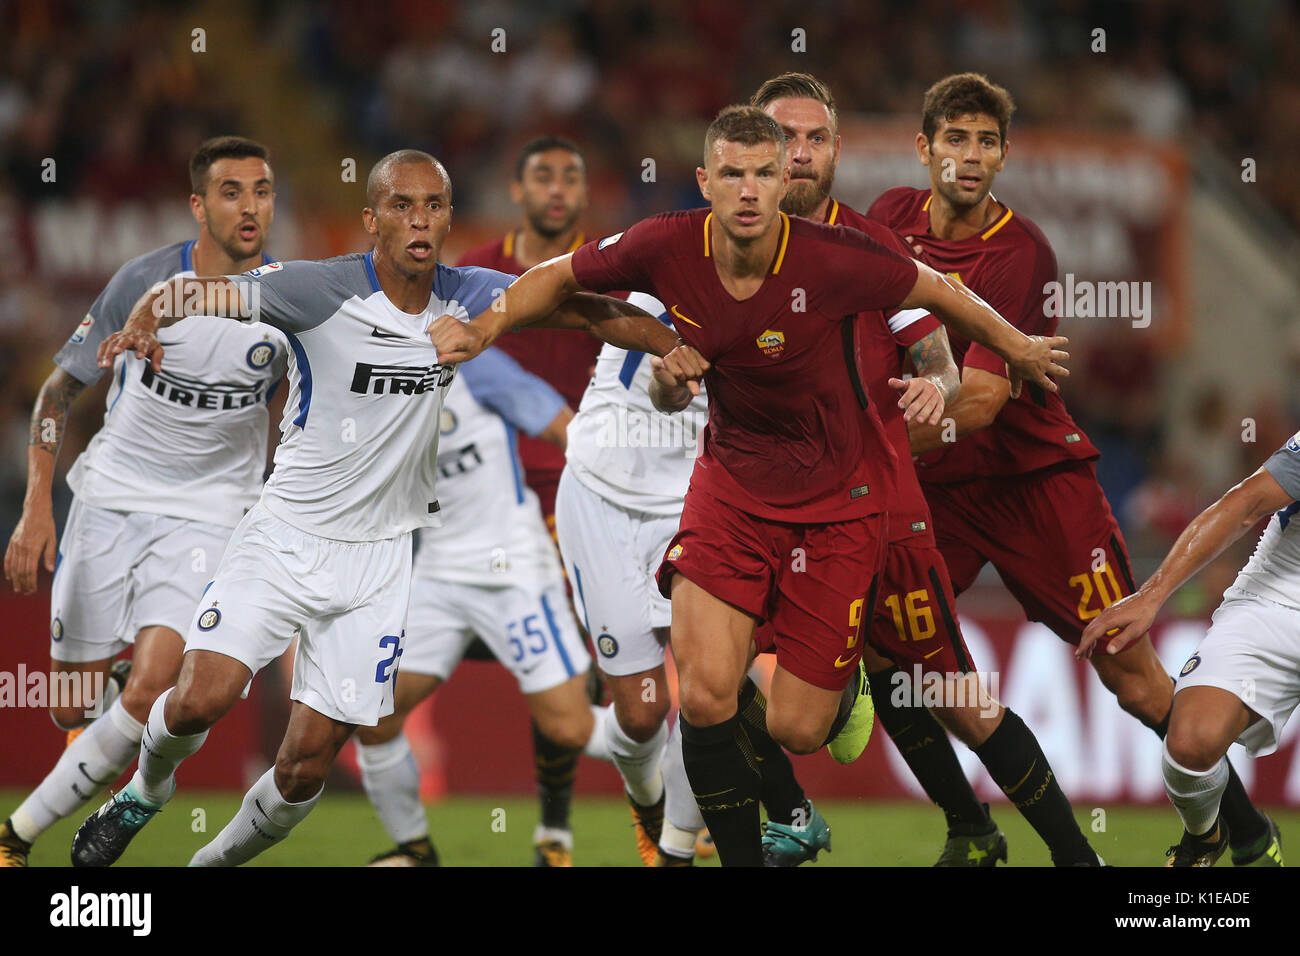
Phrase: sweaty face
[
  {"left": 198, "top": 158, "right": 274, "bottom": 261},
  {"left": 763, "top": 96, "right": 838, "bottom": 219},
  {"left": 698, "top": 138, "right": 788, "bottom": 243},
  {"left": 369, "top": 163, "right": 452, "bottom": 278},
  {"left": 922, "top": 112, "right": 1006, "bottom": 211},
  {"left": 516, "top": 149, "right": 587, "bottom": 239}
]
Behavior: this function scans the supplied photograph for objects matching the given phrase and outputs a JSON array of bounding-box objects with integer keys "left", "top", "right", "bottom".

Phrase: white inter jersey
[
  {"left": 564, "top": 292, "right": 709, "bottom": 515},
  {"left": 234, "top": 253, "right": 513, "bottom": 542},
  {"left": 416, "top": 346, "right": 566, "bottom": 586},
  {"left": 54, "top": 240, "right": 288, "bottom": 528},
  {"left": 1232, "top": 433, "right": 1300, "bottom": 610}
]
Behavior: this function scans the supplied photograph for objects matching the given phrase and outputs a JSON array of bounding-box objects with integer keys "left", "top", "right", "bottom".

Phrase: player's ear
[
  {"left": 509, "top": 180, "right": 524, "bottom": 205},
  {"left": 361, "top": 207, "right": 377, "bottom": 236},
  {"left": 997, "top": 138, "right": 1009, "bottom": 171},
  {"left": 696, "top": 166, "right": 709, "bottom": 202},
  {"left": 190, "top": 193, "right": 205, "bottom": 226},
  {"left": 915, "top": 133, "right": 931, "bottom": 167}
]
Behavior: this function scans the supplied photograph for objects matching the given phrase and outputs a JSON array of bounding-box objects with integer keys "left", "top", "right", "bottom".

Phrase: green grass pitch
[{"left": 6, "top": 788, "right": 1297, "bottom": 866}]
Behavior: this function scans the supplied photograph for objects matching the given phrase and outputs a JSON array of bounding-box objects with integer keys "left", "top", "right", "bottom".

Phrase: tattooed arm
[
  {"left": 908, "top": 326, "right": 961, "bottom": 407},
  {"left": 5, "top": 367, "right": 88, "bottom": 593},
  {"left": 907, "top": 365, "right": 1011, "bottom": 456}
]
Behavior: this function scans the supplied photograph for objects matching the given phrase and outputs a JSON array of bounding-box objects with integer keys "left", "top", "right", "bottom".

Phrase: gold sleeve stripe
[
  {"left": 771, "top": 212, "right": 791, "bottom": 275},
  {"left": 703, "top": 212, "right": 713, "bottom": 257}
]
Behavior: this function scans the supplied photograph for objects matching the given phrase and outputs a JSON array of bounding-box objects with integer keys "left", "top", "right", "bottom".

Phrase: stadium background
[{"left": 3, "top": 0, "right": 1300, "bottom": 843}]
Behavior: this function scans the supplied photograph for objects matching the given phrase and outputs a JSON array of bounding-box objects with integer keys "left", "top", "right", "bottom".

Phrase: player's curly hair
[
  {"left": 703, "top": 105, "right": 785, "bottom": 166},
  {"left": 189, "top": 135, "right": 270, "bottom": 195},
  {"left": 921, "top": 73, "right": 1015, "bottom": 150},
  {"left": 750, "top": 72, "right": 838, "bottom": 133}
]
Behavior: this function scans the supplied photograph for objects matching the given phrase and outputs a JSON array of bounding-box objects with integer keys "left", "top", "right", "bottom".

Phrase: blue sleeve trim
[
  {"left": 363, "top": 251, "right": 381, "bottom": 293},
  {"left": 181, "top": 240, "right": 195, "bottom": 273},
  {"left": 285, "top": 332, "right": 313, "bottom": 427},
  {"left": 502, "top": 421, "right": 526, "bottom": 505}
]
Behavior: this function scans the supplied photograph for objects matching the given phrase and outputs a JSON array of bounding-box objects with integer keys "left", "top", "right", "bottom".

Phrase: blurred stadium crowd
[{"left": 2, "top": 0, "right": 1298, "bottom": 611}]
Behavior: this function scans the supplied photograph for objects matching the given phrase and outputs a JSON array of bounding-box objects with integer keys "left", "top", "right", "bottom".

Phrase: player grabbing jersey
[
  {"left": 756, "top": 72, "right": 1101, "bottom": 866},
  {"left": 869, "top": 71, "right": 1279, "bottom": 867},
  {"left": 0, "top": 137, "right": 285, "bottom": 868},
  {"left": 1080, "top": 435, "right": 1299, "bottom": 866},
  {"left": 357, "top": 346, "right": 616, "bottom": 867},
  {"left": 68, "top": 150, "right": 696, "bottom": 868},
  {"left": 432, "top": 106, "right": 1068, "bottom": 866}
]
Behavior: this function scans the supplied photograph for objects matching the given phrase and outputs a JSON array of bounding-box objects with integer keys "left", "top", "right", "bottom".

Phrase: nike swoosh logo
[
  {"left": 833, "top": 654, "right": 858, "bottom": 668},
  {"left": 670, "top": 304, "right": 701, "bottom": 328},
  {"left": 371, "top": 327, "right": 405, "bottom": 339},
  {"left": 520, "top": 663, "right": 541, "bottom": 675}
]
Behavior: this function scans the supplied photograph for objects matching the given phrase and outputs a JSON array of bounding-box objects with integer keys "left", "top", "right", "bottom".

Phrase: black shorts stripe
[
  {"left": 927, "top": 566, "right": 971, "bottom": 673},
  {"left": 841, "top": 319, "right": 870, "bottom": 410},
  {"left": 1110, "top": 533, "right": 1137, "bottom": 594}
]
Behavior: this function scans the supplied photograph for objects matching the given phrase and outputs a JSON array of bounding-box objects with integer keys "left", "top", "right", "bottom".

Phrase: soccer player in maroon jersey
[
  {"left": 456, "top": 136, "right": 600, "bottom": 867},
  {"left": 432, "top": 105, "right": 1067, "bottom": 866},
  {"left": 869, "top": 72, "right": 1280, "bottom": 866},
  {"left": 754, "top": 72, "right": 1102, "bottom": 866}
]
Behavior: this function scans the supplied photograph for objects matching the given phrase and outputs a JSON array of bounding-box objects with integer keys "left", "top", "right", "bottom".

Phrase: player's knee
[
  {"left": 49, "top": 705, "right": 89, "bottom": 732},
  {"left": 1113, "top": 680, "right": 1169, "bottom": 727},
  {"left": 534, "top": 711, "right": 592, "bottom": 750},
  {"left": 678, "top": 681, "right": 735, "bottom": 727},
  {"left": 166, "top": 687, "right": 228, "bottom": 736},
  {"left": 615, "top": 703, "right": 667, "bottom": 743},
  {"left": 273, "top": 752, "right": 329, "bottom": 803},
  {"left": 765, "top": 711, "right": 825, "bottom": 755},
  {"left": 120, "top": 677, "right": 172, "bottom": 725},
  {"left": 1164, "top": 722, "right": 1224, "bottom": 772}
]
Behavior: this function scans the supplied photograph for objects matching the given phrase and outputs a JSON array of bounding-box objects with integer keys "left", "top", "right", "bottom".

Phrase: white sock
[
  {"left": 357, "top": 735, "right": 428, "bottom": 845},
  {"left": 189, "top": 768, "right": 321, "bottom": 866},
  {"left": 599, "top": 706, "right": 667, "bottom": 806},
  {"left": 662, "top": 718, "right": 704, "bottom": 834},
  {"left": 1162, "top": 740, "right": 1229, "bottom": 837},
  {"left": 132, "top": 688, "right": 207, "bottom": 806},
  {"left": 11, "top": 698, "right": 144, "bottom": 843},
  {"left": 582, "top": 705, "right": 613, "bottom": 761}
]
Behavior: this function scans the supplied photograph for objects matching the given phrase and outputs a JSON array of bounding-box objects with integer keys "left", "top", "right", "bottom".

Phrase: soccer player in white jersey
[
  {"left": 555, "top": 294, "right": 710, "bottom": 864},
  {"left": 1079, "top": 435, "right": 1297, "bottom": 866},
  {"left": 69, "top": 150, "right": 705, "bottom": 867},
  {"left": 358, "top": 345, "right": 598, "bottom": 867},
  {"left": 0, "top": 136, "right": 285, "bottom": 868}
]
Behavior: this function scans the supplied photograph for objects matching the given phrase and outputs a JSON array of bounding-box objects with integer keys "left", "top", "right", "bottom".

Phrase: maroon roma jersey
[
  {"left": 457, "top": 231, "right": 601, "bottom": 501},
  {"left": 867, "top": 187, "right": 1098, "bottom": 483},
  {"left": 830, "top": 199, "right": 943, "bottom": 543},
  {"left": 571, "top": 208, "right": 918, "bottom": 524}
]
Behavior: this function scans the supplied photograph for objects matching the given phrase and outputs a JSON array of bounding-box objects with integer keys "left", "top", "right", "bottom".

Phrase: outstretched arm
[
  {"left": 899, "top": 262, "right": 1067, "bottom": 398},
  {"left": 430, "top": 254, "right": 709, "bottom": 390},
  {"left": 1077, "top": 468, "right": 1294, "bottom": 659},
  {"left": 96, "top": 277, "right": 246, "bottom": 372},
  {"left": 4, "top": 367, "right": 89, "bottom": 593}
]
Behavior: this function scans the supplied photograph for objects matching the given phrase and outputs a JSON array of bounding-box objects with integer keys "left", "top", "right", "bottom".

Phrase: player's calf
[
  {"left": 765, "top": 668, "right": 843, "bottom": 755},
  {"left": 47, "top": 659, "right": 113, "bottom": 731},
  {"left": 165, "top": 649, "right": 252, "bottom": 736},
  {"left": 274, "top": 702, "right": 356, "bottom": 803}
]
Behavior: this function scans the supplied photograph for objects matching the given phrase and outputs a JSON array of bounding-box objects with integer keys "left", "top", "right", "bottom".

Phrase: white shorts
[
  {"left": 554, "top": 467, "right": 677, "bottom": 677},
  {"left": 50, "top": 498, "right": 234, "bottom": 662},
  {"left": 1175, "top": 586, "right": 1300, "bottom": 757},
  {"left": 185, "top": 502, "right": 412, "bottom": 726},
  {"left": 403, "top": 575, "right": 590, "bottom": 695}
]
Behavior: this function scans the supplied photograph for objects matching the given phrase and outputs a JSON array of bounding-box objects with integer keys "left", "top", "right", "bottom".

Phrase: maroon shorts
[
  {"left": 922, "top": 460, "right": 1136, "bottom": 649},
  {"left": 657, "top": 487, "right": 887, "bottom": 691},
  {"left": 866, "top": 538, "right": 977, "bottom": 675}
]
